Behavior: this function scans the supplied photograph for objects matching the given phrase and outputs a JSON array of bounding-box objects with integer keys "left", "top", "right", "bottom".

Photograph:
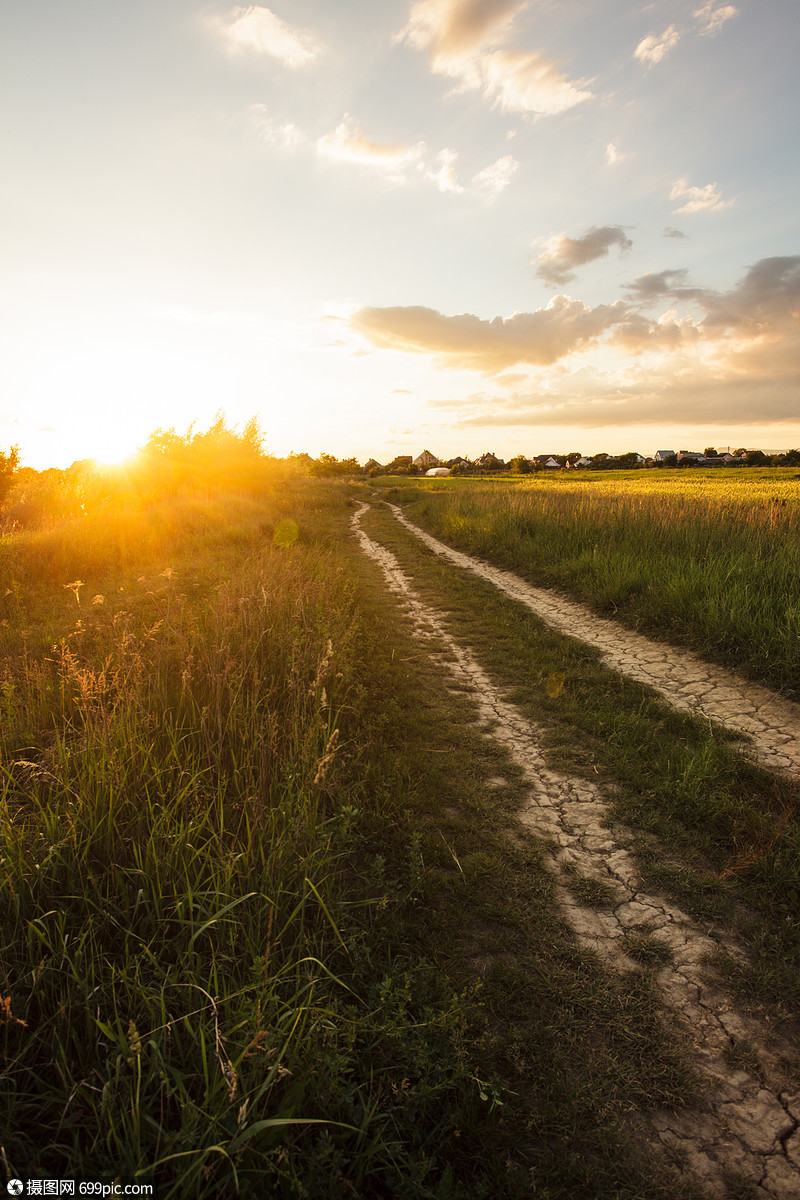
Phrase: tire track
[
  {"left": 387, "top": 504, "right": 800, "bottom": 780},
  {"left": 352, "top": 501, "right": 800, "bottom": 1199}
]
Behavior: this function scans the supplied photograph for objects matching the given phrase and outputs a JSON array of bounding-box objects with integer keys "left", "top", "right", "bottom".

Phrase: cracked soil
[{"left": 352, "top": 500, "right": 800, "bottom": 1199}]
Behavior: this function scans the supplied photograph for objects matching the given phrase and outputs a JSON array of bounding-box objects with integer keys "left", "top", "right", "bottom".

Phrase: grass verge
[
  {"left": 358, "top": 495, "right": 800, "bottom": 1031},
  {"left": 1, "top": 480, "right": 707, "bottom": 1198}
]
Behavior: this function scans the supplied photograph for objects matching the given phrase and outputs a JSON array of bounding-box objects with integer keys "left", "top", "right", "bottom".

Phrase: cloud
[
  {"left": 435, "top": 256, "right": 800, "bottom": 429},
  {"left": 247, "top": 103, "right": 305, "bottom": 148},
  {"left": 670, "top": 177, "right": 733, "bottom": 214},
  {"left": 605, "top": 141, "right": 627, "bottom": 166},
  {"left": 635, "top": 4, "right": 736, "bottom": 68},
  {"left": 351, "top": 297, "right": 631, "bottom": 372},
  {"left": 210, "top": 6, "right": 321, "bottom": 67},
  {"left": 694, "top": 3, "right": 738, "bottom": 36},
  {"left": 700, "top": 256, "right": 800, "bottom": 332},
  {"left": 317, "top": 116, "right": 425, "bottom": 178},
  {"left": 317, "top": 116, "right": 517, "bottom": 199},
  {"left": 475, "top": 49, "right": 594, "bottom": 115},
  {"left": 533, "top": 226, "right": 633, "bottom": 286},
  {"left": 624, "top": 269, "right": 694, "bottom": 301},
  {"left": 664, "top": 226, "right": 688, "bottom": 239},
  {"left": 471, "top": 154, "right": 518, "bottom": 198},
  {"left": 397, "top": 0, "right": 592, "bottom": 116},
  {"left": 398, "top": 0, "right": 521, "bottom": 59},
  {"left": 428, "top": 148, "right": 464, "bottom": 193},
  {"left": 350, "top": 256, "right": 800, "bottom": 432},
  {"left": 635, "top": 26, "right": 681, "bottom": 65}
]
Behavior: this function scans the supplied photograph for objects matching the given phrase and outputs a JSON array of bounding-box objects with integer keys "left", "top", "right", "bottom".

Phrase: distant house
[
  {"left": 447, "top": 456, "right": 472, "bottom": 469},
  {"left": 413, "top": 449, "right": 440, "bottom": 470},
  {"left": 474, "top": 452, "right": 504, "bottom": 469},
  {"left": 654, "top": 450, "right": 676, "bottom": 462},
  {"left": 574, "top": 456, "right": 593, "bottom": 468},
  {"left": 534, "top": 455, "right": 561, "bottom": 469},
  {"left": 388, "top": 455, "right": 412, "bottom": 471},
  {"left": 364, "top": 458, "right": 383, "bottom": 472},
  {"left": 677, "top": 451, "right": 706, "bottom": 465}
]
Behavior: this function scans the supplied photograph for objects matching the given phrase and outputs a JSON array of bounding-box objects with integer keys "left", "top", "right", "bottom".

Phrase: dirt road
[{"left": 353, "top": 500, "right": 800, "bottom": 1199}]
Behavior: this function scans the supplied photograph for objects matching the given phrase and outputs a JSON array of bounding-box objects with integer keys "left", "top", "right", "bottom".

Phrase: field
[
  {"left": 391, "top": 468, "right": 800, "bottom": 698},
  {"left": 2, "top": 463, "right": 799, "bottom": 1197}
]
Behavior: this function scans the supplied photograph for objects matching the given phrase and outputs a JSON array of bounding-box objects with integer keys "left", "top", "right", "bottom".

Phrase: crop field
[
  {"left": 2, "top": 462, "right": 799, "bottom": 1198},
  {"left": 391, "top": 468, "right": 800, "bottom": 699}
]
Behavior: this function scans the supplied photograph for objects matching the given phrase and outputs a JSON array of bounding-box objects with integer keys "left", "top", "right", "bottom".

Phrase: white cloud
[
  {"left": 670, "top": 177, "right": 734, "bottom": 214},
  {"left": 694, "top": 3, "right": 738, "bottom": 36},
  {"left": 398, "top": 0, "right": 592, "bottom": 116},
  {"left": 210, "top": 6, "right": 321, "bottom": 67},
  {"left": 317, "top": 116, "right": 425, "bottom": 179},
  {"left": 605, "top": 141, "right": 626, "bottom": 166},
  {"left": 635, "top": 26, "right": 681, "bottom": 66},
  {"left": 398, "top": 0, "right": 521, "bottom": 61},
  {"left": 427, "top": 148, "right": 464, "bottom": 193},
  {"left": 317, "top": 116, "right": 517, "bottom": 201},
  {"left": 635, "top": 5, "right": 736, "bottom": 67},
  {"left": 471, "top": 154, "right": 518, "bottom": 199},
  {"left": 247, "top": 104, "right": 305, "bottom": 148},
  {"left": 478, "top": 49, "right": 593, "bottom": 115}
]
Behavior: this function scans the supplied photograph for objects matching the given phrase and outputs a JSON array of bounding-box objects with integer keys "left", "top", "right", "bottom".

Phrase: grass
[
  {"left": 0, "top": 476, "right": 712, "bottom": 1198},
  {"left": 378, "top": 468, "right": 800, "bottom": 699},
  {"left": 0, "top": 482, "right": 492, "bottom": 1197},
  {"left": 357, "top": 495, "right": 800, "bottom": 1025}
]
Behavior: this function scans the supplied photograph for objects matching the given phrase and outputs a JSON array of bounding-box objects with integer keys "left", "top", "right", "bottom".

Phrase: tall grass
[
  {"left": 404, "top": 470, "right": 800, "bottom": 697},
  {"left": 0, "top": 486, "right": 489, "bottom": 1197}
]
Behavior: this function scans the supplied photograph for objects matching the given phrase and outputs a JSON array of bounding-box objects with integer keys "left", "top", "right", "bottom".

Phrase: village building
[
  {"left": 413, "top": 449, "right": 440, "bottom": 470},
  {"left": 474, "top": 452, "right": 504, "bottom": 469}
]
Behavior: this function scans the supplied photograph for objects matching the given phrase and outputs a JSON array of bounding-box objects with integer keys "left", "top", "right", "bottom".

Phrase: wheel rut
[
  {"left": 388, "top": 503, "right": 800, "bottom": 781},
  {"left": 352, "top": 500, "right": 800, "bottom": 1199}
]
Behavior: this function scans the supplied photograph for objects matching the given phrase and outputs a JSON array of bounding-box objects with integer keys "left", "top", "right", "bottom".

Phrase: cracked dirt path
[
  {"left": 387, "top": 504, "right": 800, "bottom": 781},
  {"left": 352, "top": 501, "right": 800, "bottom": 1199}
]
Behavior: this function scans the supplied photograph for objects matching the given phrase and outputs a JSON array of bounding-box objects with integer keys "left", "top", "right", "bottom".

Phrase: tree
[
  {"left": 309, "top": 453, "right": 341, "bottom": 477},
  {"left": 509, "top": 454, "right": 531, "bottom": 474},
  {"left": 0, "top": 445, "right": 20, "bottom": 507},
  {"left": 704, "top": 447, "right": 717, "bottom": 457}
]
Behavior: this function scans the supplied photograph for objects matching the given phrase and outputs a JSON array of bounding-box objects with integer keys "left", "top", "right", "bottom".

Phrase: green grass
[
  {"left": 376, "top": 468, "right": 800, "bottom": 699},
  {"left": 357, "top": 496, "right": 800, "bottom": 1025},
  {"left": 0, "top": 478, "right": 711, "bottom": 1198}
]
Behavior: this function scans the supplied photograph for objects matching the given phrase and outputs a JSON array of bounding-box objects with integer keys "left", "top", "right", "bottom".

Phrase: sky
[{"left": 2, "top": 0, "right": 799, "bottom": 468}]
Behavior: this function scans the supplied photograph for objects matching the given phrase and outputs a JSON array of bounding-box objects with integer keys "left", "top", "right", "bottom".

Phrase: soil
[{"left": 352, "top": 500, "right": 800, "bottom": 1199}]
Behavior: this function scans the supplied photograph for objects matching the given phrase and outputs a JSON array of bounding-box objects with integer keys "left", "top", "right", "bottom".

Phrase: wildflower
[
  {"left": 0, "top": 996, "right": 27, "bottom": 1027},
  {"left": 63, "top": 580, "right": 84, "bottom": 605},
  {"left": 313, "top": 728, "right": 339, "bottom": 785},
  {"left": 126, "top": 1018, "right": 143, "bottom": 1064}
]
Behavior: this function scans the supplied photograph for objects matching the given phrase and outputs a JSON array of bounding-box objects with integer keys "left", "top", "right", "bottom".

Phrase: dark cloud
[{"left": 702, "top": 256, "right": 800, "bottom": 330}]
